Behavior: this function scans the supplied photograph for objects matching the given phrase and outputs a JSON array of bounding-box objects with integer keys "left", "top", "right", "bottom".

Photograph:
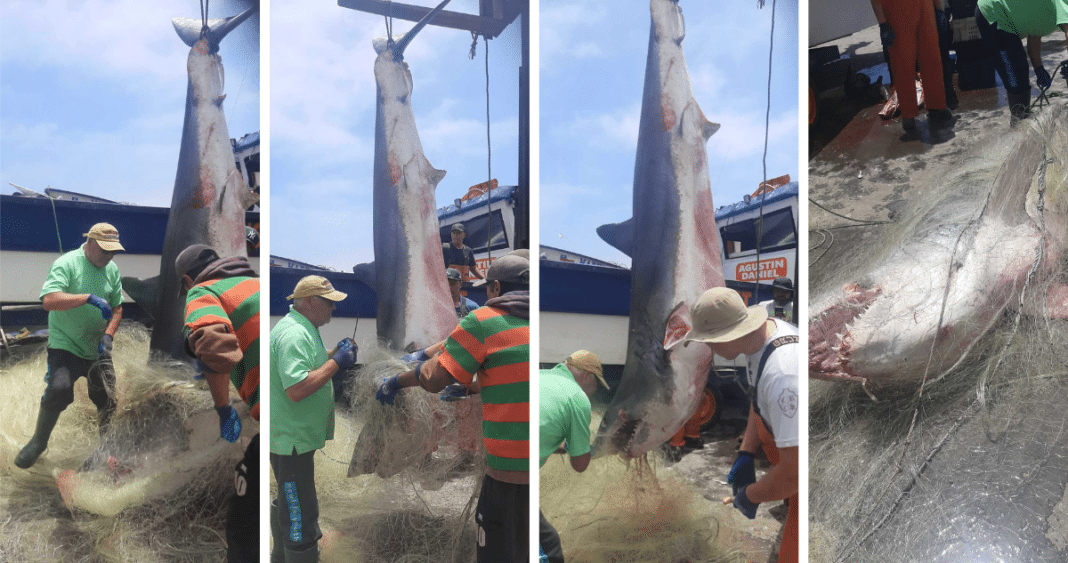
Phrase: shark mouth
[
  {"left": 809, "top": 283, "right": 882, "bottom": 384},
  {"left": 611, "top": 416, "right": 641, "bottom": 458}
]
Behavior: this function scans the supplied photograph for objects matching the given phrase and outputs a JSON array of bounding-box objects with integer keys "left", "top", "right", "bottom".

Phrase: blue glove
[
  {"left": 332, "top": 339, "right": 358, "bottom": 371},
  {"left": 934, "top": 9, "right": 949, "bottom": 34},
  {"left": 440, "top": 383, "right": 470, "bottom": 402},
  {"left": 727, "top": 451, "right": 757, "bottom": 495},
  {"left": 86, "top": 294, "right": 112, "bottom": 320},
  {"left": 98, "top": 333, "right": 113, "bottom": 358},
  {"left": 376, "top": 375, "right": 402, "bottom": 406},
  {"left": 733, "top": 485, "right": 759, "bottom": 519},
  {"left": 879, "top": 22, "right": 895, "bottom": 49},
  {"left": 1036, "top": 66, "right": 1052, "bottom": 89},
  {"left": 401, "top": 348, "right": 431, "bottom": 363},
  {"left": 1061, "top": 61, "right": 1068, "bottom": 87},
  {"left": 216, "top": 405, "right": 242, "bottom": 443}
]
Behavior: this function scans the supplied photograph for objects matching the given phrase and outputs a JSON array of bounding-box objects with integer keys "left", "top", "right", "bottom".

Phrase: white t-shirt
[{"left": 746, "top": 318, "right": 800, "bottom": 448}]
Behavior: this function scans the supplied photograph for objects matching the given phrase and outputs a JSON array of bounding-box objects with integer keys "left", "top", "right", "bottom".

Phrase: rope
[
  {"left": 1030, "top": 60, "right": 1068, "bottom": 111},
  {"left": 751, "top": 0, "right": 776, "bottom": 302},
  {"left": 48, "top": 195, "right": 63, "bottom": 253},
  {"left": 483, "top": 34, "right": 493, "bottom": 262},
  {"left": 808, "top": 198, "right": 891, "bottom": 226}
]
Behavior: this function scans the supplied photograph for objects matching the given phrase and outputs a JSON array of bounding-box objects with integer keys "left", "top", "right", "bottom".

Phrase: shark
[
  {"left": 123, "top": 4, "right": 260, "bottom": 359},
  {"left": 351, "top": 0, "right": 457, "bottom": 353},
  {"left": 591, "top": 0, "right": 724, "bottom": 459}
]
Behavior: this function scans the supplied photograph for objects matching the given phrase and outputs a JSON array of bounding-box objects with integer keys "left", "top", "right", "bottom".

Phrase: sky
[
  {"left": 540, "top": 0, "right": 800, "bottom": 267},
  {"left": 270, "top": 0, "right": 522, "bottom": 271},
  {"left": 0, "top": 0, "right": 260, "bottom": 207}
]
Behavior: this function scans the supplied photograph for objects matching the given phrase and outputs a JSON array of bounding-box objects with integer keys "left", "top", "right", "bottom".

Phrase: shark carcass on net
[
  {"left": 592, "top": 0, "right": 724, "bottom": 459},
  {"left": 123, "top": 4, "right": 260, "bottom": 359},
  {"left": 809, "top": 105, "right": 1068, "bottom": 391}
]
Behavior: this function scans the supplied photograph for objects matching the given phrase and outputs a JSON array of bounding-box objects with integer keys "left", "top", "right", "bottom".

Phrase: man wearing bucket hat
[
  {"left": 442, "top": 223, "right": 484, "bottom": 281},
  {"left": 15, "top": 223, "right": 125, "bottom": 469},
  {"left": 269, "top": 275, "right": 358, "bottom": 563},
  {"left": 175, "top": 244, "right": 260, "bottom": 563},
  {"left": 759, "top": 277, "right": 795, "bottom": 323},
  {"left": 377, "top": 254, "right": 529, "bottom": 562},
  {"left": 538, "top": 349, "right": 609, "bottom": 563},
  {"left": 685, "top": 287, "right": 799, "bottom": 563}
]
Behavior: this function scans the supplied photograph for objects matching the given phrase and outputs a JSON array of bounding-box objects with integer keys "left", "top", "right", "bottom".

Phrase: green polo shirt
[
  {"left": 40, "top": 245, "right": 123, "bottom": 360},
  {"left": 539, "top": 363, "right": 592, "bottom": 467},
  {"left": 978, "top": 0, "right": 1068, "bottom": 37},
  {"left": 270, "top": 307, "right": 334, "bottom": 455}
]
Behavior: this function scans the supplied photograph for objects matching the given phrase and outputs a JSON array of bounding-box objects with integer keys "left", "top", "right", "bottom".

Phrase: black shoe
[
  {"left": 683, "top": 437, "right": 705, "bottom": 450},
  {"left": 14, "top": 407, "right": 62, "bottom": 469},
  {"left": 945, "top": 89, "right": 959, "bottom": 110},
  {"left": 902, "top": 117, "right": 917, "bottom": 131},
  {"left": 928, "top": 108, "right": 953, "bottom": 129}
]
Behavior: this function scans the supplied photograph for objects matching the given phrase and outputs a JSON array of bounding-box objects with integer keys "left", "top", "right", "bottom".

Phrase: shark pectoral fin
[
  {"left": 352, "top": 262, "right": 377, "bottom": 288},
  {"left": 596, "top": 218, "right": 635, "bottom": 258},
  {"left": 121, "top": 276, "right": 160, "bottom": 320},
  {"left": 663, "top": 301, "right": 693, "bottom": 350}
]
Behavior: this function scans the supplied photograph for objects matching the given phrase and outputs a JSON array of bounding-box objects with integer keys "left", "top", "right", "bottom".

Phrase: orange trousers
[
  {"left": 669, "top": 413, "right": 703, "bottom": 447},
  {"left": 886, "top": 0, "right": 946, "bottom": 118},
  {"left": 758, "top": 417, "right": 798, "bottom": 563}
]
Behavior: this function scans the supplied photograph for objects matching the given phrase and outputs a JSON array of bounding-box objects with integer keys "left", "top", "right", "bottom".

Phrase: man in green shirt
[
  {"left": 270, "top": 275, "right": 357, "bottom": 563},
  {"left": 538, "top": 350, "right": 608, "bottom": 563},
  {"left": 16, "top": 223, "right": 125, "bottom": 469}
]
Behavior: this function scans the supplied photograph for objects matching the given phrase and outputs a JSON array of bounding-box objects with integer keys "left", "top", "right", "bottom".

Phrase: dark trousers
[
  {"left": 41, "top": 347, "right": 115, "bottom": 413},
  {"left": 227, "top": 433, "right": 259, "bottom": 563},
  {"left": 476, "top": 474, "right": 529, "bottom": 563},
  {"left": 539, "top": 510, "right": 565, "bottom": 563},
  {"left": 270, "top": 448, "right": 322, "bottom": 553},
  {"left": 975, "top": 7, "right": 1030, "bottom": 95}
]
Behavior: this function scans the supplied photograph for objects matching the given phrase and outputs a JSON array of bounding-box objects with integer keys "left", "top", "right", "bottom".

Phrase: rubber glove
[
  {"left": 733, "top": 485, "right": 759, "bottom": 519},
  {"left": 727, "top": 451, "right": 757, "bottom": 495},
  {"left": 1061, "top": 61, "right": 1068, "bottom": 87},
  {"left": 332, "top": 339, "right": 358, "bottom": 370},
  {"left": 216, "top": 405, "right": 242, "bottom": 443},
  {"left": 98, "top": 333, "right": 113, "bottom": 358},
  {"left": 401, "top": 348, "right": 430, "bottom": 363},
  {"left": 440, "top": 383, "right": 470, "bottom": 402},
  {"left": 1036, "top": 66, "right": 1052, "bottom": 89},
  {"left": 193, "top": 357, "right": 211, "bottom": 380},
  {"left": 376, "top": 375, "right": 403, "bottom": 406},
  {"left": 879, "top": 22, "right": 895, "bottom": 49},
  {"left": 86, "top": 294, "right": 112, "bottom": 320},
  {"left": 934, "top": 9, "right": 949, "bottom": 34}
]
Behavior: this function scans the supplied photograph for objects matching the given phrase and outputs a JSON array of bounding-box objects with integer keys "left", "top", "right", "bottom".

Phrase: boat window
[
  {"left": 440, "top": 210, "right": 510, "bottom": 254},
  {"left": 720, "top": 208, "right": 796, "bottom": 258}
]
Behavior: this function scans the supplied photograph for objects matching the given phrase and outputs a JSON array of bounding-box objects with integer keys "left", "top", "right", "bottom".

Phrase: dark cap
[
  {"left": 175, "top": 244, "right": 220, "bottom": 296},
  {"left": 772, "top": 277, "right": 794, "bottom": 291},
  {"left": 451, "top": 223, "right": 466, "bottom": 233},
  {"left": 486, "top": 254, "right": 529, "bottom": 284},
  {"left": 446, "top": 268, "right": 462, "bottom": 281}
]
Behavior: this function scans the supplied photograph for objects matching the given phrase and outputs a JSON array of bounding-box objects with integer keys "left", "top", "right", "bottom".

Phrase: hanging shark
[
  {"left": 809, "top": 106, "right": 1068, "bottom": 390},
  {"left": 123, "top": 4, "right": 260, "bottom": 359},
  {"left": 351, "top": 0, "right": 457, "bottom": 353},
  {"left": 591, "top": 0, "right": 724, "bottom": 459}
]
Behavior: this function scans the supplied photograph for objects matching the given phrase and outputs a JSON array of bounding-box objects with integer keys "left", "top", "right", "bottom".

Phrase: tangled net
[
  {"left": 0, "top": 323, "right": 253, "bottom": 562},
  {"left": 810, "top": 105, "right": 1068, "bottom": 563}
]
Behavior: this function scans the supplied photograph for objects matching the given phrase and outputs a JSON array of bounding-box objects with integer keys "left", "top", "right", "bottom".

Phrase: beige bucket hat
[
  {"left": 287, "top": 275, "right": 348, "bottom": 301},
  {"left": 685, "top": 287, "right": 769, "bottom": 343},
  {"left": 565, "top": 349, "right": 609, "bottom": 389},
  {"left": 83, "top": 223, "right": 125, "bottom": 252}
]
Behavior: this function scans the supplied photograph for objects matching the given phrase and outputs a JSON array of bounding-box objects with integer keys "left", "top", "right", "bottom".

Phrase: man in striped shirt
[
  {"left": 377, "top": 253, "right": 530, "bottom": 563},
  {"left": 177, "top": 244, "right": 260, "bottom": 563}
]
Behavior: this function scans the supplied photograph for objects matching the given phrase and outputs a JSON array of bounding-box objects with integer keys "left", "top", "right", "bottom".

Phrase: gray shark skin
[
  {"left": 123, "top": 5, "right": 259, "bottom": 359},
  {"left": 360, "top": 0, "right": 457, "bottom": 352},
  {"left": 809, "top": 106, "right": 1068, "bottom": 390},
  {"left": 592, "top": 0, "right": 723, "bottom": 459}
]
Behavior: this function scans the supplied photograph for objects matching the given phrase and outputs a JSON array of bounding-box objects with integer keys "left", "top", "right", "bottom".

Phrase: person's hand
[
  {"left": 1036, "top": 66, "right": 1053, "bottom": 89},
  {"left": 98, "top": 334, "right": 113, "bottom": 358},
  {"left": 934, "top": 9, "right": 949, "bottom": 34},
  {"left": 440, "top": 383, "right": 469, "bottom": 401},
  {"left": 879, "top": 22, "right": 895, "bottom": 49},
  {"left": 1061, "top": 61, "right": 1068, "bottom": 87},
  {"left": 376, "top": 375, "right": 402, "bottom": 406},
  {"left": 733, "top": 485, "right": 759, "bottom": 519},
  {"left": 216, "top": 405, "right": 242, "bottom": 443},
  {"left": 86, "top": 294, "right": 112, "bottom": 320},
  {"left": 332, "top": 338, "right": 358, "bottom": 370},
  {"left": 727, "top": 451, "right": 757, "bottom": 495},
  {"left": 401, "top": 348, "right": 430, "bottom": 363}
]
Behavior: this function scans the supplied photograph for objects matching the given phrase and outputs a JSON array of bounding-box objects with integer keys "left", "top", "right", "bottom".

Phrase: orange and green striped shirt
[
  {"left": 184, "top": 276, "right": 260, "bottom": 420},
  {"left": 438, "top": 304, "right": 529, "bottom": 472}
]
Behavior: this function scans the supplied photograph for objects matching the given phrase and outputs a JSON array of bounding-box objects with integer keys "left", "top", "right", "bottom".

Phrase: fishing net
[
  {"left": 809, "top": 104, "right": 1068, "bottom": 563},
  {"left": 0, "top": 323, "right": 254, "bottom": 562},
  {"left": 271, "top": 342, "right": 482, "bottom": 563}
]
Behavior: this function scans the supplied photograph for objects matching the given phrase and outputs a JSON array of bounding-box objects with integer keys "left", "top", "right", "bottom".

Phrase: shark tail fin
[
  {"left": 121, "top": 276, "right": 160, "bottom": 321},
  {"left": 171, "top": 4, "right": 258, "bottom": 48},
  {"left": 596, "top": 218, "right": 635, "bottom": 258}
]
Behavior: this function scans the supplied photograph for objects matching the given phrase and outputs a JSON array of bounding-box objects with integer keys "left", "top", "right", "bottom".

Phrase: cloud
[{"left": 706, "top": 109, "right": 799, "bottom": 162}]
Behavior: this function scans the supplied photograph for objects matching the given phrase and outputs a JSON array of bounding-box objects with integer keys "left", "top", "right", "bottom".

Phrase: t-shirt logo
[{"left": 778, "top": 388, "right": 798, "bottom": 419}]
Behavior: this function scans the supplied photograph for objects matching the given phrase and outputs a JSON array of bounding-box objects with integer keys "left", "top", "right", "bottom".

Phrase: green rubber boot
[{"left": 14, "top": 407, "right": 62, "bottom": 469}]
